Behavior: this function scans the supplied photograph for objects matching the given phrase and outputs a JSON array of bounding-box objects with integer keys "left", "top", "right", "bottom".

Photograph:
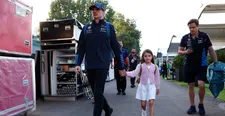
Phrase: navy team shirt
[
  {"left": 180, "top": 31, "right": 212, "bottom": 68},
  {"left": 75, "top": 19, "right": 125, "bottom": 70}
]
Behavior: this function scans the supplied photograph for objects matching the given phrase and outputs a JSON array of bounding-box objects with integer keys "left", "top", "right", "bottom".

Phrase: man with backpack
[
  {"left": 129, "top": 48, "right": 140, "bottom": 88},
  {"left": 114, "top": 41, "right": 130, "bottom": 95},
  {"left": 178, "top": 19, "right": 218, "bottom": 115},
  {"left": 75, "top": 2, "right": 126, "bottom": 116}
]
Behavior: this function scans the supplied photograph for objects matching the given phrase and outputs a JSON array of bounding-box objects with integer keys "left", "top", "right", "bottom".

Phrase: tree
[
  {"left": 74, "top": 0, "right": 115, "bottom": 24},
  {"left": 48, "top": 0, "right": 116, "bottom": 24},
  {"left": 113, "top": 13, "right": 141, "bottom": 55},
  {"left": 105, "top": 6, "right": 115, "bottom": 23},
  {"left": 48, "top": 0, "right": 141, "bottom": 54},
  {"left": 48, "top": 0, "right": 76, "bottom": 20},
  {"left": 74, "top": 0, "right": 92, "bottom": 24}
]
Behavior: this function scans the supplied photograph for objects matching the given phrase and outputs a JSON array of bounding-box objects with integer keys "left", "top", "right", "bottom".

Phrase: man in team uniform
[
  {"left": 178, "top": 19, "right": 217, "bottom": 115},
  {"left": 75, "top": 2, "right": 126, "bottom": 116},
  {"left": 114, "top": 41, "right": 130, "bottom": 95},
  {"left": 129, "top": 48, "right": 140, "bottom": 88}
]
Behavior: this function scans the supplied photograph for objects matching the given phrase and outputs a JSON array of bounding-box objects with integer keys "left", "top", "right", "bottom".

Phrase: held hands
[
  {"left": 111, "top": 64, "right": 114, "bottom": 69},
  {"left": 127, "top": 66, "right": 130, "bottom": 71},
  {"left": 75, "top": 66, "right": 81, "bottom": 74},
  {"left": 110, "top": 62, "right": 114, "bottom": 69},
  {"left": 156, "top": 89, "right": 160, "bottom": 95},
  {"left": 119, "top": 70, "right": 126, "bottom": 77}
]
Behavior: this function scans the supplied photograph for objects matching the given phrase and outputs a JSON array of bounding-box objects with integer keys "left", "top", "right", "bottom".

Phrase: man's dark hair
[{"left": 187, "top": 19, "right": 199, "bottom": 26}]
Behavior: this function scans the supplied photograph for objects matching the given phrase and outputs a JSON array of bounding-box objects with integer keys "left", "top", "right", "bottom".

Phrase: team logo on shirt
[
  {"left": 198, "top": 39, "right": 203, "bottom": 44},
  {"left": 85, "top": 25, "right": 92, "bottom": 34},
  {"left": 100, "top": 25, "right": 107, "bottom": 32},
  {"left": 187, "top": 38, "right": 191, "bottom": 46},
  {"left": 100, "top": 27, "right": 106, "bottom": 32},
  {"left": 86, "top": 29, "right": 92, "bottom": 34},
  {"left": 101, "top": 25, "right": 106, "bottom": 28}
]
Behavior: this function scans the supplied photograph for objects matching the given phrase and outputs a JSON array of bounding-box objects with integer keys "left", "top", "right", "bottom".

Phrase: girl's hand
[
  {"left": 156, "top": 89, "right": 160, "bottom": 95},
  {"left": 111, "top": 64, "right": 114, "bottom": 69},
  {"left": 119, "top": 70, "right": 126, "bottom": 77}
]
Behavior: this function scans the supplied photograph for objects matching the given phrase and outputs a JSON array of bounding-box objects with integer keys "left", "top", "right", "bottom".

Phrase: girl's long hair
[{"left": 140, "top": 49, "right": 155, "bottom": 64}]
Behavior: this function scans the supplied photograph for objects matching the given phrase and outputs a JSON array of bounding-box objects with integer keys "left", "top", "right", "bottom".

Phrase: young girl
[{"left": 125, "top": 49, "right": 160, "bottom": 116}]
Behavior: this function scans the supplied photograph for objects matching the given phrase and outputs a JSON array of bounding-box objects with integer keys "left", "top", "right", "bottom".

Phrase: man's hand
[
  {"left": 75, "top": 66, "right": 81, "bottom": 74},
  {"left": 156, "top": 89, "right": 160, "bottom": 95},
  {"left": 111, "top": 64, "right": 114, "bottom": 69},
  {"left": 178, "top": 49, "right": 193, "bottom": 55},
  {"left": 119, "top": 70, "right": 126, "bottom": 77},
  {"left": 178, "top": 51, "right": 184, "bottom": 55},
  {"left": 186, "top": 49, "right": 193, "bottom": 54},
  {"left": 127, "top": 66, "right": 130, "bottom": 71}
]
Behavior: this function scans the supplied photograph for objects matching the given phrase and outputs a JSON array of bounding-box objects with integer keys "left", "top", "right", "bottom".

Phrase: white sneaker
[{"left": 141, "top": 109, "right": 146, "bottom": 116}]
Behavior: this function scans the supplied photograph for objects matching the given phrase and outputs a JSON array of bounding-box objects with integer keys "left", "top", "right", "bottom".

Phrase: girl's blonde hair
[{"left": 141, "top": 49, "right": 155, "bottom": 64}]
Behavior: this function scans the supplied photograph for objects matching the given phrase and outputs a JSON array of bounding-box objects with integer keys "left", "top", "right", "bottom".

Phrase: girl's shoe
[{"left": 141, "top": 109, "right": 146, "bottom": 116}]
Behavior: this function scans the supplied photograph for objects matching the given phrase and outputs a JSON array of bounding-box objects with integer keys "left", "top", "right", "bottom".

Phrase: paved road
[{"left": 26, "top": 78, "right": 225, "bottom": 116}]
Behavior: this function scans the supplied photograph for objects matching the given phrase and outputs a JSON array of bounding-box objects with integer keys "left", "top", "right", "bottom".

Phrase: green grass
[
  {"left": 171, "top": 80, "right": 225, "bottom": 102},
  {"left": 160, "top": 75, "right": 172, "bottom": 80}
]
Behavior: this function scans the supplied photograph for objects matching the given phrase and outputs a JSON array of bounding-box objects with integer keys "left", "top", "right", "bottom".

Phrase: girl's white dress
[{"left": 135, "top": 66, "right": 156, "bottom": 100}]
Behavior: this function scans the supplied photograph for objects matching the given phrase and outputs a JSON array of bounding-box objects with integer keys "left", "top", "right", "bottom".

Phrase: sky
[{"left": 22, "top": 0, "right": 225, "bottom": 55}]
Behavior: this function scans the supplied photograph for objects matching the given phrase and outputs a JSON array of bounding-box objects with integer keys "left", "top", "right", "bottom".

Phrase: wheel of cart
[{"left": 76, "top": 71, "right": 94, "bottom": 100}]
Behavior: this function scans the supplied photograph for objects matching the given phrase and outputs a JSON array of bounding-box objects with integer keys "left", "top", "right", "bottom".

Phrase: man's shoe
[
  {"left": 117, "top": 92, "right": 121, "bottom": 95},
  {"left": 122, "top": 92, "right": 126, "bottom": 95},
  {"left": 187, "top": 105, "right": 197, "bottom": 114},
  {"left": 198, "top": 104, "right": 205, "bottom": 115},
  {"left": 105, "top": 108, "right": 113, "bottom": 116}
]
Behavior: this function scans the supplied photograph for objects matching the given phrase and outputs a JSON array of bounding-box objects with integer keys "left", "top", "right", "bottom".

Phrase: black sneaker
[
  {"left": 131, "top": 85, "right": 135, "bottom": 88},
  {"left": 117, "top": 92, "right": 121, "bottom": 95},
  {"left": 198, "top": 104, "right": 205, "bottom": 115},
  {"left": 187, "top": 105, "right": 197, "bottom": 114},
  {"left": 122, "top": 92, "right": 126, "bottom": 95},
  {"left": 105, "top": 108, "right": 113, "bottom": 116}
]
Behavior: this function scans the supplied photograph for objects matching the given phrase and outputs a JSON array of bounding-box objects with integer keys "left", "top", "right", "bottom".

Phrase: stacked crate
[{"left": 0, "top": 0, "right": 36, "bottom": 116}]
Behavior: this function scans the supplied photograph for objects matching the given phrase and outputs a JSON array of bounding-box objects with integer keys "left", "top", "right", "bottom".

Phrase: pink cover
[
  {"left": 0, "top": 0, "right": 33, "bottom": 55},
  {"left": 0, "top": 57, "right": 35, "bottom": 116}
]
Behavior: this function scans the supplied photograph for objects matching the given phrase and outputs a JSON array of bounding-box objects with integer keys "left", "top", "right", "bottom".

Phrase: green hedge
[
  {"left": 207, "top": 49, "right": 225, "bottom": 64},
  {"left": 173, "top": 49, "right": 225, "bottom": 68},
  {"left": 173, "top": 55, "right": 185, "bottom": 69}
]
